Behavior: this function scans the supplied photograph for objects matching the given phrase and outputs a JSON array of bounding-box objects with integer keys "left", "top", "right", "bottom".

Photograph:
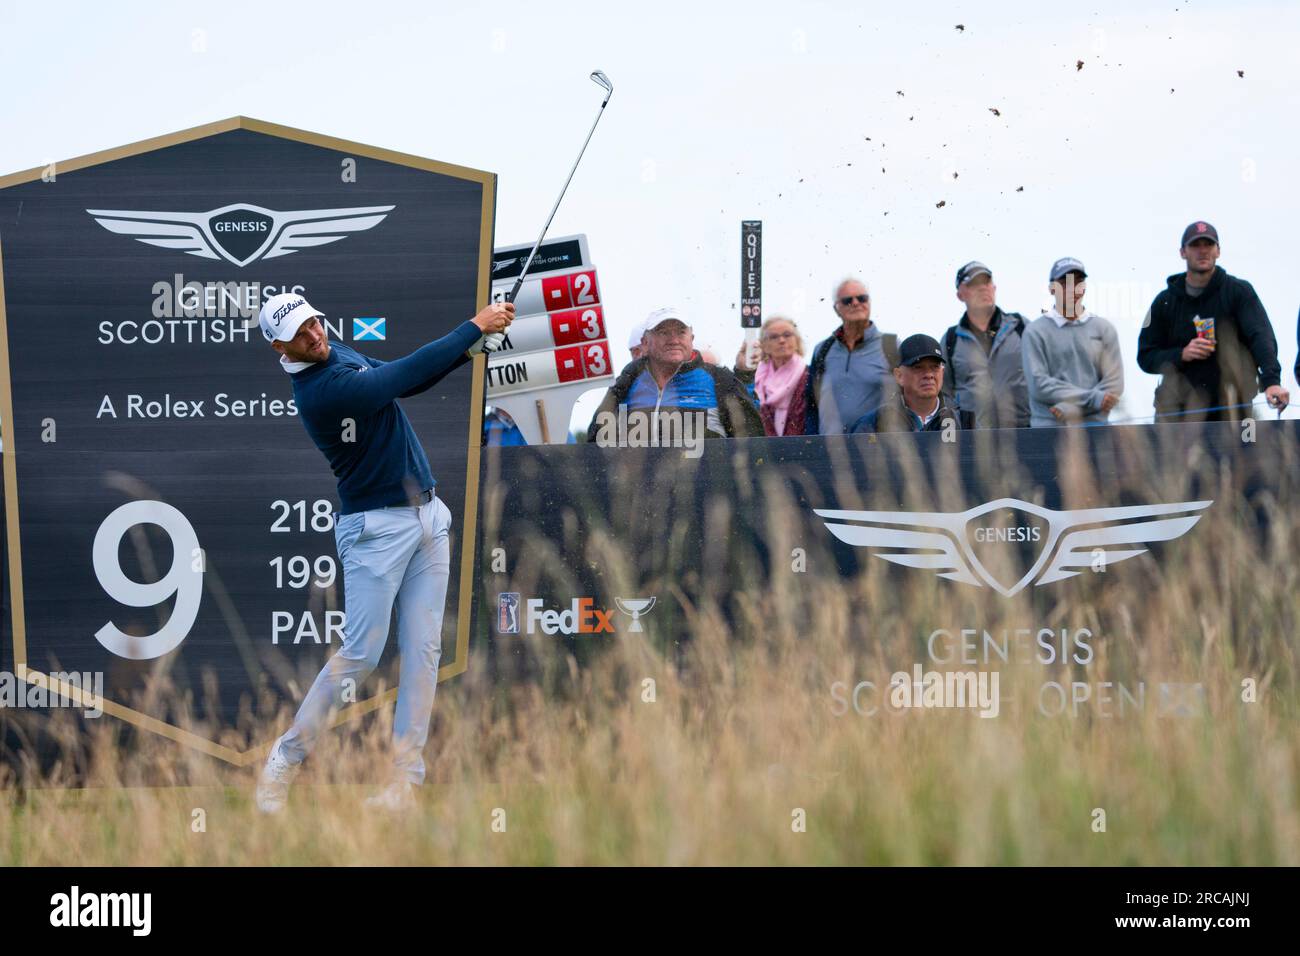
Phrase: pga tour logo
[
  {"left": 496, "top": 593, "right": 657, "bottom": 635},
  {"left": 87, "top": 202, "right": 395, "bottom": 267},
  {"left": 497, "top": 592, "right": 520, "bottom": 634},
  {"left": 816, "top": 497, "right": 1211, "bottom": 597}
]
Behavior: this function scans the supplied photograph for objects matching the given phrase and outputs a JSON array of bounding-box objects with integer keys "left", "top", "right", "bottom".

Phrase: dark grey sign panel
[{"left": 0, "top": 118, "right": 494, "bottom": 763}]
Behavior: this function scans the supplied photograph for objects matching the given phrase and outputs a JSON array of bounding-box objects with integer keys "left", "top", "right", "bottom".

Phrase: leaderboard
[
  {"left": 485, "top": 235, "right": 614, "bottom": 441},
  {"left": 487, "top": 270, "right": 611, "bottom": 393}
]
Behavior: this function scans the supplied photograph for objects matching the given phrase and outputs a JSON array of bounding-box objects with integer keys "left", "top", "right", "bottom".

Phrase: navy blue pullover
[{"left": 289, "top": 321, "right": 481, "bottom": 514}]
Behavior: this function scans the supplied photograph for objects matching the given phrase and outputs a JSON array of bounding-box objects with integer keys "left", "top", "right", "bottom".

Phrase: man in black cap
[
  {"left": 1138, "top": 220, "right": 1288, "bottom": 421},
  {"left": 939, "top": 261, "right": 1029, "bottom": 428},
  {"left": 851, "top": 334, "right": 969, "bottom": 433}
]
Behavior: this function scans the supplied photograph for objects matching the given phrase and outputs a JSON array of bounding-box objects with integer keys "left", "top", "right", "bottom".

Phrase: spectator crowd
[{"left": 488, "top": 220, "right": 1293, "bottom": 443}]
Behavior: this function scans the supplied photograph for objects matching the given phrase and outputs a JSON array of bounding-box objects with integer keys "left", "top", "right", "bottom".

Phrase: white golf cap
[
  {"left": 627, "top": 317, "right": 650, "bottom": 349},
  {"left": 645, "top": 306, "right": 692, "bottom": 331},
  {"left": 259, "top": 293, "right": 324, "bottom": 343}
]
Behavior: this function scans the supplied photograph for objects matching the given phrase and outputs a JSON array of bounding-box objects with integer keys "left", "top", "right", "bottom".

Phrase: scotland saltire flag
[{"left": 353, "top": 317, "right": 386, "bottom": 341}]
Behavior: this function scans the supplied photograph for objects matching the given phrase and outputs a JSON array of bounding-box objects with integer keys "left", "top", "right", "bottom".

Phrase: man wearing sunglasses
[{"left": 803, "top": 277, "right": 900, "bottom": 434}]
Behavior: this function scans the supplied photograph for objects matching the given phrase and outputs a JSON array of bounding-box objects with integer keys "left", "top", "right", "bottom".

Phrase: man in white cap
[
  {"left": 255, "top": 292, "right": 512, "bottom": 813},
  {"left": 1022, "top": 258, "right": 1124, "bottom": 426},
  {"left": 586, "top": 307, "right": 763, "bottom": 441},
  {"left": 627, "top": 316, "right": 650, "bottom": 361}
]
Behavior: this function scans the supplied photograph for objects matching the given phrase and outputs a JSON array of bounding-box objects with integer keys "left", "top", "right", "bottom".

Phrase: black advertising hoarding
[
  {"left": 0, "top": 117, "right": 494, "bottom": 765},
  {"left": 740, "top": 220, "right": 761, "bottom": 329},
  {"left": 477, "top": 422, "right": 1295, "bottom": 683}
]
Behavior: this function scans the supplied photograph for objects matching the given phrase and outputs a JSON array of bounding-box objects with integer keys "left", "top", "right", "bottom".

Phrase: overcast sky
[{"left": 3, "top": 0, "right": 1298, "bottom": 431}]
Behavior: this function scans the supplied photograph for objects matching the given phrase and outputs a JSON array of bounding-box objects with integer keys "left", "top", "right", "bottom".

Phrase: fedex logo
[{"left": 526, "top": 598, "right": 615, "bottom": 635}]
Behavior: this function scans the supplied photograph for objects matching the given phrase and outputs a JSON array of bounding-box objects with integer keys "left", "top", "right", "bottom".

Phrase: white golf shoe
[
  {"left": 256, "top": 740, "right": 300, "bottom": 814},
  {"left": 363, "top": 781, "right": 416, "bottom": 813}
]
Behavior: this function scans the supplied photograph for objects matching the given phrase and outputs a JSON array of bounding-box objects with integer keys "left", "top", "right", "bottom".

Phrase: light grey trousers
[{"left": 277, "top": 495, "right": 451, "bottom": 784}]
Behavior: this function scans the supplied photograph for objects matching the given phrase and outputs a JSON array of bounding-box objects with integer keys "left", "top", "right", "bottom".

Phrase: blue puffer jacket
[{"left": 585, "top": 351, "right": 764, "bottom": 440}]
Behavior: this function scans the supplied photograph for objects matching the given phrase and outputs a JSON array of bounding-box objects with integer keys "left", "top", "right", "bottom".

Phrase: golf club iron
[{"left": 481, "top": 70, "right": 613, "bottom": 352}]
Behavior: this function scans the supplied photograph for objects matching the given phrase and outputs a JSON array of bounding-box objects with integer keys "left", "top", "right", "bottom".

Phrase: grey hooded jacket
[{"left": 939, "top": 307, "right": 1030, "bottom": 428}]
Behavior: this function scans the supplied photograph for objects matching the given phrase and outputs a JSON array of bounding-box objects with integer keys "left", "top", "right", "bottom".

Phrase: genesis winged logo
[
  {"left": 86, "top": 202, "right": 396, "bottom": 267},
  {"left": 815, "top": 497, "right": 1212, "bottom": 596}
]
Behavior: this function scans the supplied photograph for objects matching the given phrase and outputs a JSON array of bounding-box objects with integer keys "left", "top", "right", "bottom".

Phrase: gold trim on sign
[
  {"left": 0, "top": 116, "right": 493, "bottom": 190},
  {"left": 0, "top": 117, "right": 243, "bottom": 190},
  {"left": 0, "top": 236, "right": 29, "bottom": 675},
  {"left": 448, "top": 173, "right": 497, "bottom": 683},
  {"left": 239, "top": 117, "right": 493, "bottom": 185},
  {"left": 0, "top": 119, "right": 495, "bottom": 765}
]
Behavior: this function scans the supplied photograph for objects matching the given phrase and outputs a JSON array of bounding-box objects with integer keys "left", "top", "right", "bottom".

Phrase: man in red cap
[{"left": 1138, "top": 221, "right": 1288, "bottom": 421}]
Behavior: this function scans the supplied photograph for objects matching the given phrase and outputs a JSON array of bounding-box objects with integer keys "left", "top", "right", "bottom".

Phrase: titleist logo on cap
[{"left": 272, "top": 299, "right": 305, "bottom": 324}]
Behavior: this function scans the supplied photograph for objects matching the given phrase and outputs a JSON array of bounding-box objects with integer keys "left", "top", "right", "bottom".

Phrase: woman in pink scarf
[{"left": 735, "top": 317, "right": 808, "bottom": 437}]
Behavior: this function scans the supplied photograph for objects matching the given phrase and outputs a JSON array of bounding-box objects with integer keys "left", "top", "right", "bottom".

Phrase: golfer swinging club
[{"left": 255, "top": 292, "right": 513, "bottom": 813}]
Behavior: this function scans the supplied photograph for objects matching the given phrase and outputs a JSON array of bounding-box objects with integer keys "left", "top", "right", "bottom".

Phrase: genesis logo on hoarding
[
  {"left": 815, "top": 497, "right": 1212, "bottom": 596},
  {"left": 86, "top": 203, "right": 396, "bottom": 267}
]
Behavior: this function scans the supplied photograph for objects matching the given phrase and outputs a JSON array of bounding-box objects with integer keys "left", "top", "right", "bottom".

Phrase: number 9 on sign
[{"left": 92, "top": 500, "right": 204, "bottom": 660}]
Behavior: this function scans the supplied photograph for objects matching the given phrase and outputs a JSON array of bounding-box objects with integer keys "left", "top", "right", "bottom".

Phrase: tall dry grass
[{"left": 1, "top": 424, "right": 1298, "bottom": 864}]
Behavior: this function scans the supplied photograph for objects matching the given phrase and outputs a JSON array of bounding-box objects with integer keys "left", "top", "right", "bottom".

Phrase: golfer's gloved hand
[
  {"left": 466, "top": 332, "right": 507, "bottom": 356},
  {"left": 467, "top": 301, "right": 514, "bottom": 356}
]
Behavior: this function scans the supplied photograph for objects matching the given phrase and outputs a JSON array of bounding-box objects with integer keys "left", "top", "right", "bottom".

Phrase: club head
[{"left": 590, "top": 70, "right": 613, "bottom": 100}]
